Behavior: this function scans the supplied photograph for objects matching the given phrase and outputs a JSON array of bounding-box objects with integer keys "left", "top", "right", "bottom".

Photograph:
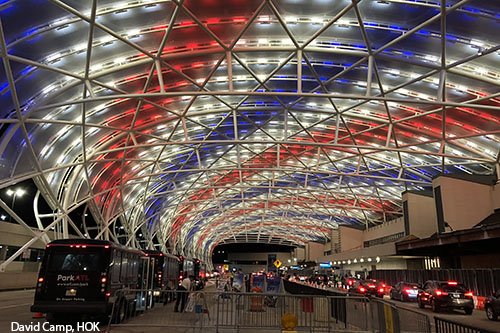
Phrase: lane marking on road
[{"left": 0, "top": 302, "right": 31, "bottom": 309}]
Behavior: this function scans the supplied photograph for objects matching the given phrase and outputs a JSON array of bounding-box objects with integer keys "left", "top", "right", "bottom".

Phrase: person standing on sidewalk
[{"left": 174, "top": 275, "right": 193, "bottom": 312}]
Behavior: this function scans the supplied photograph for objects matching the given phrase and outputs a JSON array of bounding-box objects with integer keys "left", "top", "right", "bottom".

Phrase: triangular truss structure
[{"left": 0, "top": 0, "right": 499, "bottom": 263}]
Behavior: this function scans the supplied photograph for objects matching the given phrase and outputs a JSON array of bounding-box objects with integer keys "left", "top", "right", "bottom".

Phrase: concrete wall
[
  {"left": 318, "top": 242, "right": 397, "bottom": 264},
  {"left": 434, "top": 177, "right": 495, "bottom": 231},
  {"left": 227, "top": 264, "right": 267, "bottom": 274},
  {"left": 492, "top": 183, "right": 500, "bottom": 209},
  {"left": 343, "top": 258, "right": 408, "bottom": 274},
  {"left": 0, "top": 271, "right": 38, "bottom": 289},
  {"left": 306, "top": 242, "right": 324, "bottom": 261},
  {"left": 403, "top": 192, "right": 438, "bottom": 238},
  {"left": 339, "top": 226, "right": 363, "bottom": 252},
  {"left": 227, "top": 252, "right": 292, "bottom": 261},
  {"left": 0, "top": 222, "right": 48, "bottom": 249},
  {"left": 293, "top": 247, "right": 305, "bottom": 261},
  {"left": 461, "top": 254, "right": 500, "bottom": 269},
  {"left": 330, "top": 229, "right": 340, "bottom": 253},
  {"left": 364, "top": 217, "right": 405, "bottom": 241}
]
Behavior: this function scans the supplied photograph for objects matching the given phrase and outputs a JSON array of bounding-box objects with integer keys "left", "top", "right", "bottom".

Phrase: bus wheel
[{"left": 112, "top": 300, "right": 126, "bottom": 324}]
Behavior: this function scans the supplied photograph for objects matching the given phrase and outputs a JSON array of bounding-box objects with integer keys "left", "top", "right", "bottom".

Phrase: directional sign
[{"left": 274, "top": 259, "right": 282, "bottom": 268}]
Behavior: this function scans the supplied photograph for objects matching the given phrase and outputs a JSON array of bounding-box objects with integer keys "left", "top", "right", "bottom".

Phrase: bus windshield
[{"left": 48, "top": 252, "right": 101, "bottom": 272}]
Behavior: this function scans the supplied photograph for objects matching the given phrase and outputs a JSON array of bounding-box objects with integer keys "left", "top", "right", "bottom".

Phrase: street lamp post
[{"left": 5, "top": 188, "right": 25, "bottom": 221}]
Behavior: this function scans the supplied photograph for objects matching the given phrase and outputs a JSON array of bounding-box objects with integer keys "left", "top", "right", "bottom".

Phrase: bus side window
[
  {"left": 120, "top": 252, "right": 128, "bottom": 283},
  {"left": 132, "top": 256, "right": 139, "bottom": 284},
  {"left": 129, "top": 256, "right": 137, "bottom": 284},
  {"left": 112, "top": 251, "right": 121, "bottom": 283}
]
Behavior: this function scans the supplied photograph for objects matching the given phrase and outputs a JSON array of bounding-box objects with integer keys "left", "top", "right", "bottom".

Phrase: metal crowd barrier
[
  {"left": 370, "top": 298, "right": 432, "bottom": 333},
  {"left": 105, "top": 289, "right": 430, "bottom": 332},
  {"left": 434, "top": 317, "right": 497, "bottom": 333},
  {"left": 215, "top": 291, "right": 371, "bottom": 332},
  {"left": 396, "top": 305, "right": 432, "bottom": 333}
]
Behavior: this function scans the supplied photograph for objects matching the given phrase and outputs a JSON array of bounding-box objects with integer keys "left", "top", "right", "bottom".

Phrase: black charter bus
[
  {"left": 31, "top": 239, "right": 148, "bottom": 324},
  {"left": 194, "top": 259, "right": 207, "bottom": 290},
  {"left": 177, "top": 255, "right": 194, "bottom": 282},
  {"left": 143, "top": 250, "right": 179, "bottom": 303}
]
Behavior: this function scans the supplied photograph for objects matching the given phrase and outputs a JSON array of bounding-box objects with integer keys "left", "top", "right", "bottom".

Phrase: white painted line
[{"left": 0, "top": 302, "right": 31, "bottom": 309}]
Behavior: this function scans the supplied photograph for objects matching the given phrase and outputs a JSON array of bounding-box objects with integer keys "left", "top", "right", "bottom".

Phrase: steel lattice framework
[{"left": 0, "top": 0, "right": 499, "bottom": 265}]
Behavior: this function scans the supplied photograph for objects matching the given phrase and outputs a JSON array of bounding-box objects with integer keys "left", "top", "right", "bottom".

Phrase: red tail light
[
  {"left": 447, "top": 281, "right": 458, "bottom": 285},
  {"left": 379, "top": 288, "right": 384, "bottom": 293},
  {"left": 359, "top": 287, "right": 366, "bottom": 293},
  {"left": 179, "top": 275, "right": 183, "bottom": 280},
  {"left": 368, "top": 284, "right": 376, "bottom": 288},
  {"left": 104, "top": 245, "right": 110, "bottom": 249},
  {"left": 435, "top": 290, "right": 448, "bottom": 296},
  {"left": 465, "top": 291, "right": 473, "bottom": 297},
  {"left": 404, "top": 288, "right": 411, "bottom": 294},
  {"left": 381, "top": 284, "right": 386, "bottom": 288},
  {"left": 105, "top": 292, "right": 111, "bottom": 297},
  {"left": 82, "top": 245, "right": 87, "bottom": 248}
]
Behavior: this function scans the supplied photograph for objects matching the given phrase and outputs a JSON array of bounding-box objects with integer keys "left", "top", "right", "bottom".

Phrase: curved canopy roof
[{"left": 0, "top": 0, "right": 499, "bottom": 261}]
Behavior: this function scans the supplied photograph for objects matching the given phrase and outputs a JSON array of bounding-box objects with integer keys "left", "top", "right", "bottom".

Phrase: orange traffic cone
[{"left": 32, "top": 312, "right": 44, "bottom": 319}]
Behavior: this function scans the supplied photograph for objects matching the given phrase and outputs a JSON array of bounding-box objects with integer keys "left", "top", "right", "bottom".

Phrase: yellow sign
[
  {"left": 274, "top": 259, "right": 282, "bottom": 268},
  {"left": 223, "top": 264, "right": 229, "bottom": 271}
]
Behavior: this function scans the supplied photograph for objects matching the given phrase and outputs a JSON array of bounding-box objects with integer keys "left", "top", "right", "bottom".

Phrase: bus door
[
  {"left": 135, "top": 256, "right": 150, "bottom": 312},
  {"left": 146, "top": 256, "right": 155, "bottom": 308}
]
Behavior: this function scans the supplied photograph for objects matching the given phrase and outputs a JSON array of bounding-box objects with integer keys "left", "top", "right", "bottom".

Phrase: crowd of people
[
  {"left": 286, "top": 272, "right": 364, "bottom": 290},
  {"left": 170, "top": 269, "right": 363, "bottom": 312}
]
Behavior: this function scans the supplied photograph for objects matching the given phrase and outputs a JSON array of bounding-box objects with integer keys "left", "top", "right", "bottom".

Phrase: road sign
[
  {"left": 274, "top": 259, "right": 282, "bottom": 268},
  {"left": 223, "top": 264, "right": 229, "bottom": 271}
]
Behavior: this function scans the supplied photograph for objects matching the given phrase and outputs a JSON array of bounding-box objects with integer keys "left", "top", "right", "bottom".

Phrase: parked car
[
  {"left": 485, "top": 289, "right": 500, "bottom": 321},
  {"left": 352, "top": 279, "right": 385, "bottom": 298},
  {"left": 417, "top": 280, "right": 474, "bottom": 314},
  {"left": 390, "top": 282, "right": 420, "bottom": 302}
]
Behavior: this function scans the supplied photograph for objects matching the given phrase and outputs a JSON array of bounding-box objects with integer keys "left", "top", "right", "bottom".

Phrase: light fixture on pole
[{"left": 5, "top": 188, "right": 26, "bottom": 222}]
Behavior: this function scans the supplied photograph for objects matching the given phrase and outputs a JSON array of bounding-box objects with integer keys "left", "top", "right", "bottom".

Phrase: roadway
[
  {"left": 0, "top": 287, "right": 499, "bottom": 332},
  {"left": 384, "top": 295, "right": 500, "bottom": 332},
  {"left": 0, "top": 289, "right": 44, "bottom": 333}
]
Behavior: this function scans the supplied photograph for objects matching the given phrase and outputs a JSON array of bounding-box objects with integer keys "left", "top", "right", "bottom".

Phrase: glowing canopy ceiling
[{"left": 0, "top": 0, "right": 499, "bottom": 261}]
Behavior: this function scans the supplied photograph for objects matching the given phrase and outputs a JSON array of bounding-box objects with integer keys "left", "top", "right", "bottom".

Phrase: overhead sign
[
  {"left": 319, "top": 262, "right": 331, "bottom": 268},
  {"left": 222, "top": 264, "right": 229, "bottom": 271},
  {"left": 274, "top": 259, "right": 282, "bottom": 268}
]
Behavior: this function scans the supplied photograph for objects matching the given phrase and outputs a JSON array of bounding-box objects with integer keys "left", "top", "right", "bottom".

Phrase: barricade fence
[
  {"left": 434, "top": 317, "right": 497, "bottom": 333},
  {"left": 371, "top": 299, "right": 432, "bottom": 333},
  {"left": 105, "top": 289, "right": 431, "bottom": 332}
]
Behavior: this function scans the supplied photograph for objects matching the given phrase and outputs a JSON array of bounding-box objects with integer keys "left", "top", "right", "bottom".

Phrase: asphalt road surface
[
  {"left": 1, "top": 288, "right": 499, "bottom": 332},
  {"left": 385, "top": 296, "right": 500, "bottom": 332}
]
